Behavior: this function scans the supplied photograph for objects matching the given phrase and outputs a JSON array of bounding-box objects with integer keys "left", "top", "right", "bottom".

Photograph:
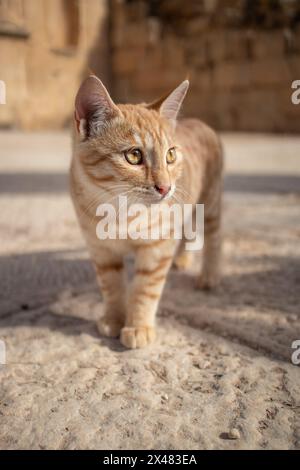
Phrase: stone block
[
  {"left": 133, "top": 68, "right": 187, "bottom": 96},
  {"left": 250, "top": 59, "right": 292, "bottom": 86},
  {"left": 226, "top": 89, "right": 286, "bottom": 132},
  {"left": 190, "top": 68, "right": 213, "bottom": 91},
  {"left": 184, "top": 89, "right": 215, "bottom": 125},
  {"left": 142, "top": 47, "right": 164, "bottom": 71},
  {"left": 206, "top": 32, "right": 227, "bottom": 63},
  {"left": 213, "top": 62, "right": 251, "bottom": 90},
  {"left": 252, "top": 31, "right": 285, "bottom": 59},
  {"left": 288, "top": 56, "right": 300, "bottom": 78},
  {"left": 162, "top": 36, "right": 185, "bottom": 68},
  {"left": 183, "top": 17, "right": 208, "bottom": 36},
  {"left": 122, "top": 23, "right": 149, "bottom": 49},
  {"left": 112, "top": 48, "right": 143, "bottom": 75},
  {"left": 224, "top": 30, "right": 248, "bottom": 60},
  {"left": 207, "top": 30, "right": 248, "bottom": 63},
  {"left": 185, "top": 40, "right": 208, "bottom": 68},
  {"left": 147, "top": 17, "right": 162, "bottom": 46}
]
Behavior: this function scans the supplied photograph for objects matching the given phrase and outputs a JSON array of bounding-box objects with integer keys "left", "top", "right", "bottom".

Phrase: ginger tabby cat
[{"left": 70, "top": 75, "right": 223, "bottom": 349}]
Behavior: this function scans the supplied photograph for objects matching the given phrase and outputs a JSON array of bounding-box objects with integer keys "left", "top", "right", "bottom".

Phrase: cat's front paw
[
  {"left": 97, "top": 316, "right": 123, "bottom": 338},
  {"left": 120, "top": 326, "right": 156, "bottom": 349}
]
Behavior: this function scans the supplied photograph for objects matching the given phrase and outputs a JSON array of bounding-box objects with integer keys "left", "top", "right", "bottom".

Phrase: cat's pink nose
[{"left": 155, "top": 184, "right": 171, "bottom": 196}]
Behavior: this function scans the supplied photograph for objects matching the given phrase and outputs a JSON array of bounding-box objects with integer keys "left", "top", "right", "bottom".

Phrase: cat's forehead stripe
[
  {"left": 133, "top": 131, "right": 143, "bottom": 147},
  {"left": 144, "top": 132, "right": 154, "bottom": 151},
  {"left": 144, "top": 132, "right": 156, "bottom": 167},
  {"left": 161, "top": 132, "right": 169, "bottom": 151}
]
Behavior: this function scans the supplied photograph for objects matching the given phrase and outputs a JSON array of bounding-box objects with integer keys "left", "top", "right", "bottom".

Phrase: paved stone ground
[{"left": 0, "top": 131, "right": 299, "bottom": 450}]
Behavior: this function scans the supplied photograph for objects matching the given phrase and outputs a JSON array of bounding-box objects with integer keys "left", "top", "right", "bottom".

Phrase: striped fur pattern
[{"left": 70, "top": 76, "right": 223, "bottom": 349}]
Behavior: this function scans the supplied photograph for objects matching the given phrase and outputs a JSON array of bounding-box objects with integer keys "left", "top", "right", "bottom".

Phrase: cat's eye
[
  {"left": 124, "top": 148, "right": 143, "bottom": 165},
  {"left": 166, "top": 148, "right": 177, "bottom": 164}
]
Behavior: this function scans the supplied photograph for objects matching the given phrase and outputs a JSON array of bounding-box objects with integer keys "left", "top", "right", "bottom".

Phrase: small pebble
[
  {"left": 228, "top": 428, "right": 240, "bottom": 440},
  {"left": 202, "top": 361, "right": 211, "bottom": 369}
]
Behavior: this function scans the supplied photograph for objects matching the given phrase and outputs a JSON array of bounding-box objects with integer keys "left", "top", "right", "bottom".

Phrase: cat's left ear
[
  {"left": 74, "top": 75, "right": 121, "bottom": 138},
  {"left": 146, "top": 80, "right": 189, "bottom": 125}
]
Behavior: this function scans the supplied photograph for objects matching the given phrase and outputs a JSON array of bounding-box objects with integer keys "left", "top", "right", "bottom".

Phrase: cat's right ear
[
  {"left": 74, "top": 75, "right": 121, "bottom": 139},
  {"left": 146, "top": 80, "right": 189, "bottom": 126}
]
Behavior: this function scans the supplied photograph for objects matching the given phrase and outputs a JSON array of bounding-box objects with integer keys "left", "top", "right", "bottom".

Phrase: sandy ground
[{"left": 0, "top": 131, "right": 299, "bottom": 450}]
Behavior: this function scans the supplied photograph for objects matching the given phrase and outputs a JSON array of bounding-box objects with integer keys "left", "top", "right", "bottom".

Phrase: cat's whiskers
[
  {"left": 81, "top": 188, "right": 118, "bottom": 220},
  {"left": 82, "top": 184, "right": 132, "bottom": 226},
  {"left": 107, "top": 188, "right": 135, "bottom": 226},
  {"left": 174, "top": 186, "right": 193, "bottom": 203},
  {"left": 170, "top": 193, "right": 184, "bottom": 206}
]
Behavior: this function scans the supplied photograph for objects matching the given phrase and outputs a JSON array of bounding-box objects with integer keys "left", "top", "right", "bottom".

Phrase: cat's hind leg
[
  {"left": 198, "top": 186, "right": 222, "bottom": 290},
  {"left": 173, "top": 208, "right": 196, "bottom": 271}
]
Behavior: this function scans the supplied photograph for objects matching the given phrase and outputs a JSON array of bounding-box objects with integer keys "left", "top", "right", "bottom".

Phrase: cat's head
[{"left": 74, "top": 75, "right": 189, "bottom": 204}]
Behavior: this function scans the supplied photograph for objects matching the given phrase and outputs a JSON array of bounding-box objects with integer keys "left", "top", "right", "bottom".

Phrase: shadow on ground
[
  {"left": 1, "top": 248, "right": 299, "bottom": 360},
  {"left": 1, "top": 172, "right": 300, "bottom": 194}
]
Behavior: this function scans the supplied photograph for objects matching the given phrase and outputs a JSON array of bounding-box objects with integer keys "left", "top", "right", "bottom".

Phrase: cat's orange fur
[{"left": 70, "top": 75, "right": 223, "bottom": 349}]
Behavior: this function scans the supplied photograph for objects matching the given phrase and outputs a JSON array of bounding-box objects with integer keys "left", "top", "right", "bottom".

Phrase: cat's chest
[{"left": 78, "top": 199, "right": 183, "bottom": 254}]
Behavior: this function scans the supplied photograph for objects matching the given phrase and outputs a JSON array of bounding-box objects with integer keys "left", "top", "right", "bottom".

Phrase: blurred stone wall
[
  {"left": 110, "top": 0, "right": 300, "bottom": 132},
  {"left": 0, "top": 0, "right": 108, "bottom": 129},
  {"left": 1, "top": 0, "right": 299, "bottom": 132}
]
